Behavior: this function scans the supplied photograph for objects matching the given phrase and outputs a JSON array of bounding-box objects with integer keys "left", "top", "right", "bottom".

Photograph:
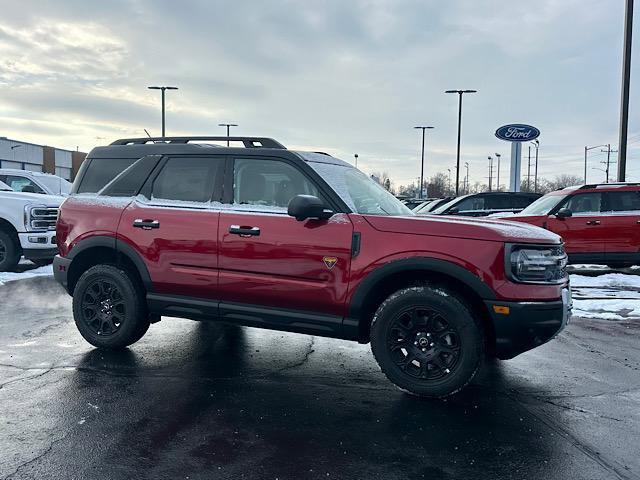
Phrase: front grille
[{"left": 30, "top": 207, "right": 58, "bottom": 231}]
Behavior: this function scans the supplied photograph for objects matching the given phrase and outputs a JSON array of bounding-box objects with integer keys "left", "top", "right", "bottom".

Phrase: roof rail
[
  {"left": 110, "top": 136, "right": 286, "bottom": 149},
  {"left": 579, "top": 182, "right": 640, "bottom": 189}
]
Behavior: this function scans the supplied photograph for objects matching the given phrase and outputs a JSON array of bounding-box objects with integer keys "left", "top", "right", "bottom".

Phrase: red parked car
[
  {"left": 505, "top": 183, "right": 640, "bottom": 268},
  {"left": 54, "top": 136, "right": 571, "bottom": 397}
]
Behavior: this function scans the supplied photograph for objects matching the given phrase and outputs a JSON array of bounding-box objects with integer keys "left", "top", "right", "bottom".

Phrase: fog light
[{"left": 27, "top": 236, "right": 47, "bottom": 244}]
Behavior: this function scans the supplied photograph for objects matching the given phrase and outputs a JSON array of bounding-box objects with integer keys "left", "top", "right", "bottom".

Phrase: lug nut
[
  {"left": 444, "top": 368, "right": 450, "bottom": 374},
  {"left": 426, "top": 333, "right": 431, "bottom": 337},
  {"left": 430, "top": 342, "right": 435, "bottom": 347},
  {"left": 422, "top": 348, "right": 426, "bottom": 352}
]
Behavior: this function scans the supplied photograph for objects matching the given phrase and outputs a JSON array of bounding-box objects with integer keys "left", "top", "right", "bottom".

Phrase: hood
[
  {"left": 0, "top": 190, "right": 65, "bottom": 206},
  {"left": 363, "top": 214, "right": 561, "bottom": 244}
]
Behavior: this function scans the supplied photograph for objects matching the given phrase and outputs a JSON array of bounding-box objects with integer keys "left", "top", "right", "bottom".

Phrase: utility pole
[
  {"left": 148, "top": 86, "right": 178, "bottom": 137},
  {"left": 526, "top": 145, "right": 532, "bottom": 192},
  {"left": 601, "top": 144, "right": 618, "bottom": 183},
  {"left": 445, "top": 89, "right": 477, "bottom": 195},
  {"left": 584, "top": 144, "right": 608, "bottom": 184},
  {"left": 532, "top": 140, "right": 539, "bottom": 192},
  {"left": 488, "top": 156, "right": 493, "bottom": 191},
  {"left": 494, "top": 153, "right": 501, "bottom": 191},
  {"left": 414, "top": 126, "right": 434, "bottom": 199},
  {"left": 617, "top": 0, "right": 634, "bottom": 181},
  {"left": 218, "top": 123, "right": 238, "bottom": 146},
  {"left": 464, "top": 162, "right": 470, "bottom": 194}
]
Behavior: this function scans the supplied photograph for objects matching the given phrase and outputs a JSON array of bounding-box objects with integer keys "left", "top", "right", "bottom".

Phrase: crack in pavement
[
  {"left": 275, "top": 336, "right": 316, "bottom": 373},
  {"left": 2, "top": 433, "right": 68, "bottom": 480}
]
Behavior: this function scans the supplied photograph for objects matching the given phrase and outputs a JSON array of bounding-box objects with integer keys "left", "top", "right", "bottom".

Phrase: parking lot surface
[{"left": 1, "top": 274, "right": 639, "bottom": 480}]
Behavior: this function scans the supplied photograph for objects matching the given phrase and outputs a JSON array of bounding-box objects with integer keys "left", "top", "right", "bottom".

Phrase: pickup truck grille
[{"left": 30, "top": 207, "right": 58, "bottom": 231}]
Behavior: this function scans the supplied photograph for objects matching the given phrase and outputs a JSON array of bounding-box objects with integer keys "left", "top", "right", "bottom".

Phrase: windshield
[
  {"left": 307, "top": 159, "right": 413, "bottom": 216},
  {"left": 37, "top": 175, "right": 72, "bottom": 195},
  {"left": 0, "top": 180, "right": 12, "bottom": 191},
  {"left": 518, "top": 193, "right": 567, "bottom": 215}
]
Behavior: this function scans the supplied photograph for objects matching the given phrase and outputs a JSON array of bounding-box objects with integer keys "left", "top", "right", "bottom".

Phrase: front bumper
[
  {"left": 485, "top": 287, "right": 572, "bottom": 359},
  {"left": 53, "top": 255, "right": 71, "bottom": 293},
  {"left": 18, "top": 231, "right": 57, "bottom": 249}
]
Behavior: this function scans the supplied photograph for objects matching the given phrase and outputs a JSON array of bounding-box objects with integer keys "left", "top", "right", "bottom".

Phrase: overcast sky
[{"left": 0, "top": 0, "right": 638, "bottom": 187}]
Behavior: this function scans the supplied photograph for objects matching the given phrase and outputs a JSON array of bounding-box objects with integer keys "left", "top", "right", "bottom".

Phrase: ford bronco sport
[{"left": 54, "top": 136, "right": 572, "bottom": 397}]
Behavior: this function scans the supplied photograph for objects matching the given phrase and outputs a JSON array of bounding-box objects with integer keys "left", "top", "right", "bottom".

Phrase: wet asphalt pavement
[{"left": 1, "top": 276, "right": 639, "bottom": 480}]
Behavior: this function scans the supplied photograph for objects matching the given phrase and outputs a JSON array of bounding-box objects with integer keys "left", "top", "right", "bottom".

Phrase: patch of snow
[
  {"left": 569, "top": 273, "right": 640, "bottom": 288},
  {"left": 0, "top": 264, "right": 53, "bottom": 286},
  {"left": 572, "top": 298, "right": 640, "bottom": 320}
]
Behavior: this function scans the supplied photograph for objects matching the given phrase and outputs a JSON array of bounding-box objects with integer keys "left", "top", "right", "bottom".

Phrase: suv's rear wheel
[
  {"left": 370, "top": 285, "right": 484, "bottom": 398},
  {"left": 72, "top": 264, "right": 150, "bottom": 349},
  {"left": 0, "top": 231, "right": 20, "bottom": 272}
]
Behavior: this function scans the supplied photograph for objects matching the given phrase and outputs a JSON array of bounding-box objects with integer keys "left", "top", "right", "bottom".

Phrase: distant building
[{"left": 0, "top": 137, "right": 87, "bottom": 181}]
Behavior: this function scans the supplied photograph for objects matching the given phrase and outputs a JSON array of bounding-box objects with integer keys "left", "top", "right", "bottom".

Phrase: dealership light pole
[
  {"left": 488, "top": 156, "right": 493, "bottom": 191},
  {"left": 148, "top": 86, "right": 178, "bottom": 138},
  {"left": 464, "top": 162, "right": 470, "bottom": 194},
  {"left": 445, "top": 89, "right": 477, "bottom": 195},
  {"left": 354, "top": 153, "right": 359, "bottom": 168},
  {"left": 414, "top": 126, "right": 434, "bottom": 199},
  {"left": 494, "top": 153, "right": 501, "bottom": 191},
  {"left": 584, "top": 144, "right": 608, "bottom": 184},
  {"left": 219, "top": 123, "right": 238, "bottom": 146},
  {"left": 617, "top": 0, "right": 634, "bottom": 181},
  {"left": 531, "top": 140, "right": 539, "bottom": 192}
]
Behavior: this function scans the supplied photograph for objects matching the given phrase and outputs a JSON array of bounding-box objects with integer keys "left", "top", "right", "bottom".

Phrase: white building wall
[
  {"left": 54, "top": 149, "right": 72, "bottom": 180},
  {"left": 0, "top": 138, "right": 44, "bottom": 171}
]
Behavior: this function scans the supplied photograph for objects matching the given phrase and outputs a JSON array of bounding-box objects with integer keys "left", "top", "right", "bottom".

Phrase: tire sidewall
[
  {"left": 0, "top": 231, "right": 20, "bottom": 272},
  {"left": 371, "top": 286, "right": 484, "bottom": 398},
  {"left": 72, "top": 264, "right": 146, "bottom": 349}
]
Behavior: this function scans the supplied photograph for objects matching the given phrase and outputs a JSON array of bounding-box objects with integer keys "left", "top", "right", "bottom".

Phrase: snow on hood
[
  {"left": 0, "top": 190, "right": 65, "bottom": 205},
  {"left": 363, "top": 214, "right": 561, "bottom": 244}
]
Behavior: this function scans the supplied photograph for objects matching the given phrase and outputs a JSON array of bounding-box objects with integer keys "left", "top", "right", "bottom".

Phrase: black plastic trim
[
  {"left": 351, "top": 232, "right": 361, "bottom": 258},
  {"left": 23, "top": 248, "right": 58, "bottom": 260}
]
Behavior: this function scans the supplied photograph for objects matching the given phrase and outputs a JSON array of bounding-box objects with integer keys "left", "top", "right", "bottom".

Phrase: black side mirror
[
  {"left": 447, "top": 207, "right": 459, "bottom": 215},
  {"left": 556, "top": 208, "right": 572, "bottom": 219},
  {"left": 288, "top": 195, "right": 334, "bottom": 221}
]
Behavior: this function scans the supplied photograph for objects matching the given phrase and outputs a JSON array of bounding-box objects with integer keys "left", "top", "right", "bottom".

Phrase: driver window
[
  {"left": 5, "top": 175, "right": 44, "bottom": 194},
  {"left": 233, "top": 158, "right": 321, "bottom": 209},
  {"left": 564, "top": 193, "right": 602, "bottom": 214}
]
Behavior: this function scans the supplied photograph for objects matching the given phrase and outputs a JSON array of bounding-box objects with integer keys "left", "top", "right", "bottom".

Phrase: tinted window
[
  {"left": 1, "top": 175, "right": 45, "bottom": 194},
  {"left": 152, "top": 157, "right": 220, "bottom": 203},
  {"left": 76, "top": 158, "right": 136, "bottom": 194},
  {"left": 606, "top": 191, "right": 640, "bottom": 212},
  {"left": 565, "top": 193, "right": 602, "bottom": 214},
  {"left": 512, "top": 195, "right": 538, "bottom": 209},
  {"left": 486, "top": 195, "right": 511, "bottom": 210},
  {"left": 101, "top": 156, "right": 161, "bottom": 197},
  {"left": 455, "top": 196, "right": 485, "bottom": 212},
  {"left": 234, "top": 158, "right": 320, "bottom": 208}
]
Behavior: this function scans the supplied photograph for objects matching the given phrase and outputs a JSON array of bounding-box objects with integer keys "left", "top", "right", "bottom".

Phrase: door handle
[
  {"left": 229, "top": 225, "right": 260, "bottom": 237},
  {"left": 586, "top": 220, "right": 601, "bottom": 225},
  {"left": 133, "top": 219, "right": 160, "bottom": 230}
]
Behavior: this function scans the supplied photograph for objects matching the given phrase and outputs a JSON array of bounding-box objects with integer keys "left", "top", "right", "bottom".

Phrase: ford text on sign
[{"left": 495, "top": 124, "right": 540, "bottom": 142}]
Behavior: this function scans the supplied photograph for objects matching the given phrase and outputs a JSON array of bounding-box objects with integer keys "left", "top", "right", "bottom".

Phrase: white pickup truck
[{"left": 0, "top": 180, "right": 64, "bottom": 271}]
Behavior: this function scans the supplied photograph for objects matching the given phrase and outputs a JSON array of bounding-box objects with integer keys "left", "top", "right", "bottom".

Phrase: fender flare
[
  {"left": 68, "top": 235, "right": 153, "bottom": 292},
  {"left": 348, "top": 256, "right": 496, "bottom": 319}
]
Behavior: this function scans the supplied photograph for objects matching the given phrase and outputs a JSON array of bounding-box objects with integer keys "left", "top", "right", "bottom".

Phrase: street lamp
[
  {"left": 487, "top": 156, "right": 493, "bottom": 191},
  {"left": 447, "top": 168, "right": 452, "bottom": 194},
  {"left": 414, "top": 126, "right": 434, "bottom": 199},
  {"left": 148, "top": 86, "right": 178, "bottom": 138},
  {"left": 353, "top": 153, "right": 359, "bottom": 168},
  {"left": 445, "top": 89, "right": 477, "bottom": 195},
  {"left": 531, "top": 140, "right": 539, "bottom": 192},
  {"left": 464, "top": 162, "right": 470, "bottom": 194},
  {"left": 218, "top": 123, "right": 238, "bottom": 146},
  {"left": 584, "top": 144, "right": 608, "bottom": 184},
  {"left": 494, "top": 153, "right": 501, "bottom": 191},
  {"left": 10, "top": 144, "right": 21, "bottom": 163}
]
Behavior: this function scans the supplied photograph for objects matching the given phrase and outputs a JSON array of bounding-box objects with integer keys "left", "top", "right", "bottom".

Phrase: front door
[
  {"left": 117, "top": 155, "right": 224, "bottom": 299},
  {"left": 547, "top": 192, "right": 606, "bottom": 260},
  {"left": 217, "top": 156, "right": 354, "bottom": 322}
]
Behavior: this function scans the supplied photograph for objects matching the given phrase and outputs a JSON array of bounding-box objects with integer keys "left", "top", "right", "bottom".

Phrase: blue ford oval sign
[{"left": 495, "top": 124, "right": 540, "bottom": 142}]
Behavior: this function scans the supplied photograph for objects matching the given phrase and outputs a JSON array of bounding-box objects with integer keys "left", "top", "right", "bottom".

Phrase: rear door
[
  {"left": 217, "top": 156, "right": 353, "bottom": 325},
  {"left": 546, "top": 192, "right": 606, "bottom": 258},
  {"left": 117, "top": 155, "right": 224, "bottom": 299},
  {"left": 601, "top": 189, "right": 640, "bottom": 259}
]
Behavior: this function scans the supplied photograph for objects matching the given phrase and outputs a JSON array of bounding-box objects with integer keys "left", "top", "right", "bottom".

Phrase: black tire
[
  {"left": 370, "top": 285, "right": 484, "bottom": 398},
  {"left": 0, "top": 230, "right": 20, "bottom": 272},
  {"left": 72, "top": 264, "right": 150, "bottom": 349}
]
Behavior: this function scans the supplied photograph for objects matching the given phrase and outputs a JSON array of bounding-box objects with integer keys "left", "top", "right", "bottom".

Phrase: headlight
[{"left": 506, "top": 244, "right": 568, "bottom": 284}]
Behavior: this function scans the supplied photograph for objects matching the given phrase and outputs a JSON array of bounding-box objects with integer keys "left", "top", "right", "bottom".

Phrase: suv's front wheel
[
  {"left": 370, "top": 285, "right": 484, "bottom": 398},
  {"left": 72, "top": 264, "right": 150, "bottom": 349}
]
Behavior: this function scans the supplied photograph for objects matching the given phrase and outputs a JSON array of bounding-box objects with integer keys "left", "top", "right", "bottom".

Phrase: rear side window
[
  {"left": 0, "top": 175, "right": 45, "bottom": 194},
  {"left": 76, "top": 158, "right": 137, "bottom": 194},
  {"left": 455, "top": 196, "right": 485, "bottom": 212},
  {"left": 151, "top": 157, "right": 221, "bottom": 203},
  {"left": 100, "top": 156, "right": 161, "bottom": 197},
  {"left": 605, "top": 191, "right": 640, "bottom": 212},
  {"left": 511, "top": 195, "right": 537, "bottom": 209}
]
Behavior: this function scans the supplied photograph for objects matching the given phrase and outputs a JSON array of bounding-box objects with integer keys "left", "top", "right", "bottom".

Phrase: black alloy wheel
[{"left": 80, "top": 279, "right": 126, "bottom": 336}]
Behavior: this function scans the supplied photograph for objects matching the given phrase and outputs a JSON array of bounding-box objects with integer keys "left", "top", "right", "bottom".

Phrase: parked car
[
  {"left": 54, "top": 136, "right": 571, "bottom": 398},
  {"left": 0, "top": 168, "right": 72, "bottom": 196},
  {"left": 504, "top": 183, "right": 640, "bottom": 267},
  {"left": 430, "top": 192, "right": 541, "bottom": 217},
  {"left": 402, "top": 198, "right": 428, "bottom": 210},
  {"left": 414, "top": 197, "right": 454, "bottom": 215},
  {"left": 0, "top": 180, "right": 63, "bottom": 271}
]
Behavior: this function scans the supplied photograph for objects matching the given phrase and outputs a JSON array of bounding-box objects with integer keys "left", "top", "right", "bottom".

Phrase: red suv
[
  {"left": 505, "top": 183, "right": 640, "bottom": 268},
  {"left": 54, "top": 136, "right": 572, "bottom": 397}
]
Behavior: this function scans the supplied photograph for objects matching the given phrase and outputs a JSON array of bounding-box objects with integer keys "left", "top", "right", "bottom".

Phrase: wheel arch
[
  {"left": 66, "top": 236, "right": 152, "bottom": 295},
  {"left": 347, "top": 257, "right": 496, "bottom": 349}
]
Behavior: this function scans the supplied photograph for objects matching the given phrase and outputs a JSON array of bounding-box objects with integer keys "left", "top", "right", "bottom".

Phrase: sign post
[{"left": 495, "top": 124, "right": 540, "bottom": 192}]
